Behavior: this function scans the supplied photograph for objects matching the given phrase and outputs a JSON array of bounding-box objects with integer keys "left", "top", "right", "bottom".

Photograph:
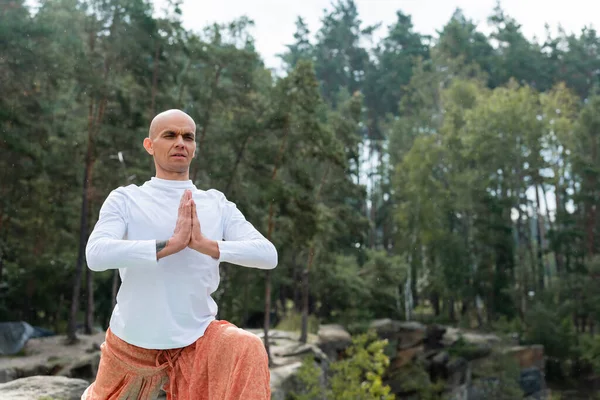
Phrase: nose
[{"left": 174, "top": 135, "right": 185, "bottom": 147}]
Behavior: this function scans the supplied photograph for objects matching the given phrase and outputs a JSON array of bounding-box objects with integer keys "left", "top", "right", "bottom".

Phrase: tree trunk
[
  {"left": 263, "top": 120, "right": 291, "bottom": 364},
  {"left": 431, "top": 293, "right": 440, "bottom": 317},
  {"left": 225, "top": 133, "right": 253, "bottom": 195},
  {"left": 448, "top": 297, "right": 456, "bottom": 322},
  {"left": 84, "top": 266, "right": 94, "bottom": 334},
  {"left": 299, "top": 254, "right": 312, "bottom": 343},
  {"left": 541, "top": 182, "right": 563, "bottom": 276},
  {"left": 299, "top": 254, "right": 313, "bottom": 343},
  {"left": 0, "top": 248, "right": 3, "bottom": 286},
  {"left": 67, "top": 134, "right": 95, "bottom": 343},
  {"left": 587, "top": 137, "right": 597, "bottom": 257},
  {"left": 300, "top": 166, "right": 330, "bottom": 343},
  {"left": 150, "top": 41, "right": 160, "bottom": 119},
  {"left": 475, "top": 296, "right": 484, "bottom": 328},
  {"left": 534, "top": 183, "right": 546, "bottom": 290},
  {"left": 516, "top": 199, "right": 528, "bottom": 319},
  {"left": 192, "top": 65, "right": 223, "bottom": 183},
  {"left": 67, "top": 84, "right": 106, "bottom": 342}
]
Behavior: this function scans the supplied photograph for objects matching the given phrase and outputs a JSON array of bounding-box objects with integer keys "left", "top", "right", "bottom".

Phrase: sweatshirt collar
[{"left": 147, "top": 176, "right": 196, "bottom": 190}]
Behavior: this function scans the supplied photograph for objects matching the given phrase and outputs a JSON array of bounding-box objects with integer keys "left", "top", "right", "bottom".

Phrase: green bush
[
  {"left": 327, "top": 331, "right": 395, "bottom": 400},
  {"left": 522, "top": 302, "right": 577, "bottom": 362},
  {"left": 288, "top": 357, "right": 326, "bottom": 400},
  {"left": 287, "top": 331, "right": 395, "bottom": 400}
]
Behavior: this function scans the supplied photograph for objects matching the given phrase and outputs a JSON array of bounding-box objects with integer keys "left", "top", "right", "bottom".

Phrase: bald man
[{"left": 82, "top": 110, "right": 277, "bottom": 400}]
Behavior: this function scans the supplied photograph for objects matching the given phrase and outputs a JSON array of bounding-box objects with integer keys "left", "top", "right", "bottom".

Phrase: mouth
[{"left": 171, "top": 153, "right": 187, "bottom": 159}]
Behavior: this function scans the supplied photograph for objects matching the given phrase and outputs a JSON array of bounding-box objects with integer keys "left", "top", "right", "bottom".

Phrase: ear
[{"left": 143, "top": 137, "right": 154, "bottom": 155}]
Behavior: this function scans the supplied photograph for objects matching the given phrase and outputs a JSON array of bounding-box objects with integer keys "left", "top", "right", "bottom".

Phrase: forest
[{"left": 1, "top": 0, "right": 600, "bottom": 397}]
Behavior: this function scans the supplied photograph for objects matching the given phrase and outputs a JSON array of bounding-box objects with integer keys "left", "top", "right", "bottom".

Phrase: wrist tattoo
[{"left": 156, "top": 240, "right": 168, "bottom": 253}]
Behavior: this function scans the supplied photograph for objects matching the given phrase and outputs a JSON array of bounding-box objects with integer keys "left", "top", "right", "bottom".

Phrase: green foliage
[
  {"left": 522, "top": 301, "right": 578, "bottom": 362},
  {"left": 469, "top": 353, "right": 525, "bottom": 399},
  {"left": 447, "top": 336, "right": 489, "bottom": 361},
  {"left": 577, "top": 334, "right": 600, "bottom": 374},
  {"left": 388, "top": 362, "right": 444, "bottom": 400},
  {"left": 287, "top": 356, "right": 326, "bottom": 400},
  {"left": 288, "top": 331, "right": 395, "bottom": 400},
  {"left": 328, "top": 331, "right": 395, "bottom": 400}
]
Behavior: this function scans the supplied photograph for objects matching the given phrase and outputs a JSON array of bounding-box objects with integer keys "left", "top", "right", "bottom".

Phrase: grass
[{"left": 274, "top": 310, "right": 320, "bottom": 334}]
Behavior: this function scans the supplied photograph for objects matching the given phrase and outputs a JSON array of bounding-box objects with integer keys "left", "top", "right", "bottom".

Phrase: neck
[{"left": 155, "top": 169, "right": 190, "bottom": 181}]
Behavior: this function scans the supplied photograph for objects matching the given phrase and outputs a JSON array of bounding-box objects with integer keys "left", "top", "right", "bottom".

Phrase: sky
[{"left": 153, "top": 0, "right": 598, "bottom": 71}]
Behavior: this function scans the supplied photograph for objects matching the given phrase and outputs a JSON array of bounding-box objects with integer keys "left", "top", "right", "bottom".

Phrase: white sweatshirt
[{"left": 86, "top": 177, "right": 277, "bottom": 349}]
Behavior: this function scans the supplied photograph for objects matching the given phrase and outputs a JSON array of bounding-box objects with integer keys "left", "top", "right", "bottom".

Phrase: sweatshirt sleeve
[
  {"left": 213, "top": 191, "right": 278, "bottom": 270},
  {"left": 86, "top": 188, "right": 158, "bottom": 271}
]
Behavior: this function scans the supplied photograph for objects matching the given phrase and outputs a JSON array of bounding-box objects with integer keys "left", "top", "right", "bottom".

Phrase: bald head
[{"left": 149, "top": 109, "right": 196, "bottom": 139}]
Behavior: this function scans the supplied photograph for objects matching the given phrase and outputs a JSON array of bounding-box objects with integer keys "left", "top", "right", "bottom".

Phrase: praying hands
[{"left": 156, "top": 190, "right": 220, "bottom": 260}]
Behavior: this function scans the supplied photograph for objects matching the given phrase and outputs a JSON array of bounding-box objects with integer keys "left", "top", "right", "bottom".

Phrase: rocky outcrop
[
  {"left": 317, "top": 324, "right": 352, "bottom": 361},
  {"left": 0, "top": 322, "right": 548, "bottom": 400},
  {"left": 0, "top": 330, "right": 105, "bottom": 384},
  {"left": 370, "top": 319, "right": 548, "bottom": 399},
  {"left": 249, "top": 329, "right": 328, "bottom": 400},
  {"left": 0, "top": 375, "right": 89, "bottom": 400}
]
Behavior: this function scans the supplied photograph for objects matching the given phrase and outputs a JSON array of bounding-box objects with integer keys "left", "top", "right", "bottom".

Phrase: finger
[{"left": 179, "top": 191, "right": 187, "bottom": 211}]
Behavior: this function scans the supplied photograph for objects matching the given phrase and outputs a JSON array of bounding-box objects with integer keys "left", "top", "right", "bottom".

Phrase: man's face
[{"left": 144, "top": 111, "right": 197, "bottom": 177}]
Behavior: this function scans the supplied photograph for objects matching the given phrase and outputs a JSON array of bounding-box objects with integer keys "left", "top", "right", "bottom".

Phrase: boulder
[
  {"left": 446, "top": 357, "right": 470, "bottom": 387},
  {"left": 392, "top": 345, "right": 424, "bottom": 369},
  {"left": 446, "top": 384, "right": 468, "bottom": 400},
  {"left": 442, "top": 327, "right": 501, "bottom": 348},
  {"left": 0, "top": 375, "right": 89, "bottom": 400},
  {"left": 424, "top": 324, "right": 447, "bottom": 350},
  {"left": 270, "top": 361, "right": 305, "bottom": 400},
  {"left": 369, "top": 319, "right": 427, "bottom": 350},
  {"left": 504, "top": 345, "right": 545, "bottom": 370},
  {"left": 273, "top": 342, "right": 328, "bottom": 364},
  {"left": 317, "top": 324, "right": 352, "bottom": 361},
  {"left": 56, "top": 352, "right": 101, "bottom": 381},
  {"left": 519, "top": 367, "right": 545, "bottom": 397}
]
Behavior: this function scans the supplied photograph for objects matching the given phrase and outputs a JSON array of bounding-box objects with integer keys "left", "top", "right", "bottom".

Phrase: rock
[
  {"left": 424, "top": 324, "right": 447, "bottom": 350},
  {"left": 524, "top": 390, "right": 550, "bottom": 400},
  {"left": 432, "top": 350, "right": 449, "bottom": 365},
  {"left": 317, "top": 324, "right": 352, "bottom": 361},
  {"left": 273, "top": 342, "right": 328, "bottom": 363},
  {"left": 0, "top": 322, "right": 36, "bottom": 356},
  {"left": 446, "top": 384, "right": 468, "bottom": 400},
  {"left": 504, "top": 345, "right": 545, "bottom": 370},
  {"left": 369, "top": 319, "right": 426, "bottom": 350},
  {"left": 270, "top": 361, "right": 305, "bottom": 400},
  {"left": 393, "top": 345, "right": 424, "bottom": 369},
  {"left": 519, "top": 367, "right": 545, "bottom": 397},
  {"left": 442, "top": 327, "right": 501, "bottom": 348},
  {"left": 57, "top": 352, "right": 101, "bottom": 381},
  {"left": 0, "top": 375, "right": 89, "bottom": 400},
  {"left": 446, "top": 357, "right": 470, "bottom": 387},
  {"left": 0, "top": 369, "right": 17, "bottom": 384}
]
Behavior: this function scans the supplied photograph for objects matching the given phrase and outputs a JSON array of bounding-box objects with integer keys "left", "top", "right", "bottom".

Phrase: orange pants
[{"left": 82, "top": 320, "right": 271, "bottom": 400}]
